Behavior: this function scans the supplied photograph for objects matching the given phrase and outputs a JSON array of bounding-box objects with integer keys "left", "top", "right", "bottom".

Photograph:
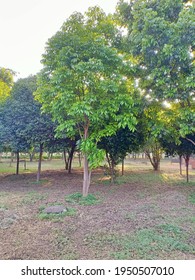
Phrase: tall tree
[
  {"left": 117, "top": 0, "right": 195, "bottom": 140},
  {"left": 35, "top": 7, "right": 138, "bottom": 196},
  {"left": 0, "top": 76, "right": 55, "bottom": 177}
]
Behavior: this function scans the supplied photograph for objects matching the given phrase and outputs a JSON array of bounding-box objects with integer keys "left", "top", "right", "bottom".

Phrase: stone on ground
[{"left": 44, "top": 205, "right": 67, "bottom": 214}]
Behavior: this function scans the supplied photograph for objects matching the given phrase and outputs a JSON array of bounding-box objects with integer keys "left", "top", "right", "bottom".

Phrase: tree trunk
[
  {"left": 63, "top": 149, "right": 69, "bottom": 170},
  {"left": 37, "top": 143, "right": 43, "bottom": 182},
  {"left": 9, "top": 152, "right": 15, "bottom": 166},
  {"left": 145, "top": 151, "right": 160, "bottom": 171},
  {"left": 48, "top": 152, "right": 53, "bottom": 161},
  {"left": 16, "top": 151, "right": 20, "bottom": 175},
  {"left": 122, "top": 158, "right": 125, "bottom": 176},
  {"left": 83, "top": 154, "right": 91, "bottom": 197},
  {"left": 179, "top": 155, "right": 182, "bottom": 175},
  {"left": 68, "top": 141, "right": 76, "bottom": 174},
  {"left": 106, "top": 152, "right": 115, "bottom": 182},
  {"left": 184, "top": 155, "right": 190, "bottom": 183},
  {"left": 153, "top": 157, "right": 160, "bottom": 171},
  {"left": 82, "top": 125, "right": 91, "bottom": 197},
  {"left": 78, "top": 152, "right": 82, "bottom": 167}
]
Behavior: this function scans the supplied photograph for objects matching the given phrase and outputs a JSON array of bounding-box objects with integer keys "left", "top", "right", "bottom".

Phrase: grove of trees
[{"left": 0, "top": 0, "right": 194, "bottom": 195}]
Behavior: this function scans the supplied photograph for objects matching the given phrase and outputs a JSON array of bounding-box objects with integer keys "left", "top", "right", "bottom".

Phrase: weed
[{"left": 65, "top": 192, "right": 101, "bottom": 206}]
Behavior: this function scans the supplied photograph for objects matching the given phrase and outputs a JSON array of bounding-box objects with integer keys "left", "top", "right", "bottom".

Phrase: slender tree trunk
[
  {"left": 106, "top": 152, "right": 115, "bottom": 182},
  {"left": 122, "top": 158, "right": 125, "bottom": 176},
  {"left": 179, "top": 155, "right": 182, "bottom": 175},
  {"left": 48, "top": 152, "right": 53, "bottom": 161},
  {"left": 37, "top": 143, "right": 43, "bottom": 182},
  {"left": 68, "top": 141, "right": 76, "bottom": 174},
  {"left": 83, "top": 154, "right": 91, "bottom": 197},
  {"left": 78, "top": 152, "right": 82, "bottom": 167},
  {"left": 145, "top": 151, "right": 160, "bottom": 171},
  {"left": 82, "top": 125, "right": 91, "bottom": 197},
  {"left": 110, "top": 159, "right": 115, "bottom": 183},
  {"left": 184, "top": 155, "right": 190, "bottom": 183},
  {"left": 10, "top": 152, "right": 15, "bottom": 166},
  {"left": 16, "top": 151, "right": 20, "bottom": 175},
  {"left": 63, "top": 149, "right": 69, "bottom": 170}
]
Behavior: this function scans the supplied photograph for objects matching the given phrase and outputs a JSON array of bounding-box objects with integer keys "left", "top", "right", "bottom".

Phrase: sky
[{"left": 0, "top": 0, "right": 119, "bottom": 79}]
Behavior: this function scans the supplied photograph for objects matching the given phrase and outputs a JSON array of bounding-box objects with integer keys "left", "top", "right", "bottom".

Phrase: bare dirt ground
[{"left": 0, "top": 165, "right": 195, "bottom": 260}]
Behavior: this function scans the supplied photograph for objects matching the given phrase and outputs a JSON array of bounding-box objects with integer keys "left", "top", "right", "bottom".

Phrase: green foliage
[
  {"left": 35, "top": 6, "right": 139, "bottom": 194},
  {"left": 117, "top": 0, "right": 195, "bottom": 139},
  {"left": 0, "top": 76, "right": 55, "bottom": 154},
  {"left": 65, "top": 192, "right": 100, "bottom": 205},
  {"left": 0, "top": 67, "right": 14, "bottom": 102}
]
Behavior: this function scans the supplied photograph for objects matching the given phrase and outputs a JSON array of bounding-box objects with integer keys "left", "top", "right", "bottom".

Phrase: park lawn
[{"left": 0, "top": 160, "right": 194, "bottom": 260}]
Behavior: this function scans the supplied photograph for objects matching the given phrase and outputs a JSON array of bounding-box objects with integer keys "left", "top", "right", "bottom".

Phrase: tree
[
  {"left": 35, "top": 7, "right": 138, "bottom": 196},
  {"left": 98, "top": 115, "right": 145, "bottom": 181},
  {"left": 45, "top": 136, "right": 79, "bottom": 173},
  {"left": 0, "top": 67, "right": 15, "bottom": 102},
  {"left": 160, "top": 134, "right": 195, "bottom": 182},
  {"left": 117, "top": 0, "right": 195, "bottom": 140},
  {"left": 0, "top": 76, "right": 55, "bottom": 178}
]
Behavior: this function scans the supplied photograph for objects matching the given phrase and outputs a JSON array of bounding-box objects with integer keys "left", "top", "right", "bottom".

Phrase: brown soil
[{"left": 0, "top": 169, "right": 194, "bottom": 260}]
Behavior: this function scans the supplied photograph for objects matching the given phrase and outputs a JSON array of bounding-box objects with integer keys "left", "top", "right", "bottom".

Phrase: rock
[{"left": 43, "top": 205, "right": 67, "bottom": 214}]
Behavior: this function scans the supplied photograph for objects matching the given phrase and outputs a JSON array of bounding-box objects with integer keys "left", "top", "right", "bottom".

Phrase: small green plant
[{"left": 65, "top": 192, "right": 101, "bottom": 206}]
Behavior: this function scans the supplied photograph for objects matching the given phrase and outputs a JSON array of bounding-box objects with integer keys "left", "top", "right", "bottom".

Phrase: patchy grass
[
  {"left": 21, "top": 191, "right": 47, "bottom": 205},
  {"left": 84, "top": 224, "right": 193, "bottom": 260},
  {"left": 188, "top": 193, "right": 195, "bottom": 204},
  {"left": 65, "top": 192, "right": 101, "bottom": 206}
]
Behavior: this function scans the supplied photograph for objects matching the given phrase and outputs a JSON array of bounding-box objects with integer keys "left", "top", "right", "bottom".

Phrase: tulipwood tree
[{"left": 35, "top": 7, "right": 138, "bottom": 196}]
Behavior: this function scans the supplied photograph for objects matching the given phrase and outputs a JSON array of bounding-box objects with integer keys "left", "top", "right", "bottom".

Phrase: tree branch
[{"left": 186, "top": 137, "right": 195, "bottom": 146}]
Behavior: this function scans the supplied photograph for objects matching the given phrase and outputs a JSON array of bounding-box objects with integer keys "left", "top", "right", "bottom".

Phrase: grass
[
  {"left": 188, "top": 193, "right": 195, "bottom": 204},
  {"left": 21, "top": 191, "right": 47, "bottom": 205},
  {"left": 65, "top": 192, "right": 101, "bottom": 206},
  {"left": 0, "top": 158, "right": 81, "bottom": 174},
  {"left": 84, "top": 223, "right": 193, "bottom": 260}
]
